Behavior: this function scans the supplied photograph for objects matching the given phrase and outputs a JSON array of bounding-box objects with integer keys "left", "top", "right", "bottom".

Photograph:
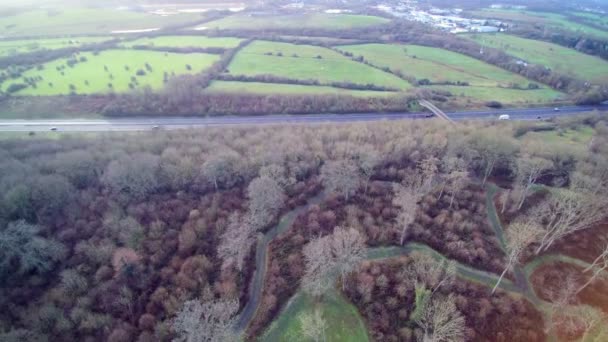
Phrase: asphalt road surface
[{"left": 0, "top": 105, "right": 606, "bottom": 132}]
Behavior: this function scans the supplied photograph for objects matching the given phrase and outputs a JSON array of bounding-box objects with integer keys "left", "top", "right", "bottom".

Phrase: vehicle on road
[
  {"left": 554, "top": 107, "right": 560, "bottom": 111},
  {"left": 498, "top": 114, "right": 510, "bottom": 120},
  {"left": 50, "top": 127, "right": 58, "bottom": 131}
]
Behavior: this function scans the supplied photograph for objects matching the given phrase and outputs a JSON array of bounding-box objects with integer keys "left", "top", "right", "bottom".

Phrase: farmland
[
  {"left": 0, "top": 8, "right": 204, "bottom": 37},
  {"left": 429, "top": 85, "right": 564, "bottom": 104},
  {"left": 3, "top": 50, "right": 219, "bottom": 95},
  {"left": 465, "top": 34, "right": 608, "bottom": 84},
  {"left": 122, "top": 35, "right": 243, "bottom": 49},
  {"left": 206, "top": 81, "right": 399, "bottom": 97},
  {"left": 227, "top": 41, "right": 412, "bottom": 90},
  {"left": 197, "top": 13, "right": 390, "bottom": 31},
  {"left": 0, "top": 37, "right": 114, "bottom": 57}
]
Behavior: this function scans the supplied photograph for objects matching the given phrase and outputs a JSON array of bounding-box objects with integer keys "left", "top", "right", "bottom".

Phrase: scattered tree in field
[
  {"left": 535, "top": 186, "right": 606, "bottom": 254},
  {"left": 393, "top": 183, "right": 421, "bottom": 245},
  {"left": 576, "top": 241, "right": 608, "bottom": 294},
  {"left": 247, "top": 176, "right": 286, "bottom": 229},
  {"left": 321, "top": 159, "right": 361, "bottom": 201},
  {"left": 0, "top": 220, "right": 66, "bottom": 278},
  {"left": 331, "top": 227, "right": 365, "bottom": 290},
  {"left": 414, "top": 294, "right": 465, "bottom": 342},
  {"left": 514, "top": 154, "right": 553, "bottom": 210},
  {"left": 298, "top": 308, "right": 327, "bottom": 342},
  {"left": 172, "top": 297, "right": 240, "bottom": 342},
  {"left": 217, "top": 213, "right": 256, "bottom": 271},
  {"left": 302, "top": 235, "right": 334, "bottom": 298},
  {"left": 492, "top": 218, "right": 543, "bottom": 293},
  {"left": 201, "top": 149, "right": 241, "bottom": 191}
]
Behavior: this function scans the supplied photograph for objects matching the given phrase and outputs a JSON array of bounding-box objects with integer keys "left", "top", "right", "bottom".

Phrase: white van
[{"left": 498, "top": 114, "right": 510, "bottom": 120}]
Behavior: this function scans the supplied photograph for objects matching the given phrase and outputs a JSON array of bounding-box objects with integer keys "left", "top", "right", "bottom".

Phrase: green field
[
  {"left": 337, "top": 43, "right": 536, "bottom": 87},
  {"left": 198, "top": 13, "right": 390, "bottom": 31},
  {"left": 0, "top": 8, "right": 203, "bottom": 37},
  {"left": 571, "top": 11, "right": 608, "bottom": 30},
  {"left": 262, "top": 290, "right": 369, "bottom": 342},
  {"left": 429, "top": 85, "right": 564, "bottom": 104},
  {"left": 4, "top": 50, "right": 219, "bottom": 95},
  {"left": 469, "top": 9, "right": 608, "bottom": 39},
  {"left": 122, "top": 35, "right": 243, "bottom": 49},
  {"left": 227, "top": 41, "right": 411, "bottom": 90},
  {"left": 206, "top": 80, "right": 400, "bottom": 97},
  {"left": 466, "top": 33, "right": 608, "bottom": 84},
  {"left": 0, "top": 37, "right": 115, "bottom": 57}
]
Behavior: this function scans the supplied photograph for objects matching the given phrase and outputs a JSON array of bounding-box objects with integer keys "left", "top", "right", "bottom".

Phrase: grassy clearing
[
  {"left": 206, "top": 80, "right": 400, "bottom": 97},
  {"left": 469, "top": 9, "right": 608, "bottom": 39},
  {"left": 261, "top": 290, "right": 369, "bottom": 342},
  {"left": 5, "top": 50, "right": 219, "bottom": 95},
  {"left": 121, "top": 35, "right": 243, "bottom": 49},
  {"left": 466, "top": 33, "right": 608, "bottom": 84},
  {"left": 228, "top": 41, "right": 411, "bottom": 90},
  {"left": 521, "top": 125, "right": 595, "bottom": 148},
  {"left": 0, "top": 8, "right": 203, "bottom": 37},
  {"left": 337, "top": 43, "right": 536, "bottom": 87},
  {"left": 199, "top": 13, "right": 390, "bottom": 31},
  {"left": 0, "top": 37, "right": 114, "bottom": 57},
  {"left": 430, "top": 85, "right": 564, "bottom": 104}
]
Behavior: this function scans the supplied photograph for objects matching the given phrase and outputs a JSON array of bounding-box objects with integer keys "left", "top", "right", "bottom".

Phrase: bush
[
  {"left": 136, "top": 69, "right": 146, "bottom": 76},
  {"left": 6, "top": 83, "right": 27, "bottom": 93}
]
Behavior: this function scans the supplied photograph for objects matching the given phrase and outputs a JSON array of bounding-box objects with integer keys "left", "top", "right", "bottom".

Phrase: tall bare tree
[
  {"left": 514, "top": 154, "right": 553, "bottom": 210},
  {"left": 418, "top": 156, "right": 440, "bottom": 192},
  {"left": 302, "top": 235, "right": 335, "bottom": 298},
  {"left": 404, "top": 252, "right": 457, "bottom": 295},
  {"left": 492, "top": 218, "right": 543, "bottom": 294},
  {"left": 354, "top": 144, "right": 381, "bottom": 194},
  {"left": 330, "top": 227, "right": 365, "bottom": 290},
  {"left": 576, "top": 242, "right": 608, "bottom": 294},
  {"left": 172, "top": 297, "right": 240, "bottom": 342},
  {"left": 321, "top": 160, "right": 361, "bottom": 201},
  {"left": 393, "top": 183, "right": 422, "bottom": 245},
  {"left": 415, "top": 294, "right": 465, "bottom": 342},
  {"left": 247, "top": 176, "right": 286, "bottom": 229},
  {"left": 298, "top": 308, "right": 327, "bottom": 342},
  {"left": 463, "top": 131, "right": 518, "bottom": 185},
  {"left": 202, "top": 149, "right": 240, "bottom": 191},
  {"left": 217, "top": 213, "right": 256, "bottom": 271}
]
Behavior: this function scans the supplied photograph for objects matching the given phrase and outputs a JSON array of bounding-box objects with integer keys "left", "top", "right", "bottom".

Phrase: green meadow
[
  {"left": 206, "top": 80, "right": 400, "bottom": 97},
  {"left": 465, "top": 33, "right": 608, "bottom": 84},
  {"left": 0, "top": 37, "right": 114, "bottom": 57},
  {"left": 228, "top": 41, "right": 411, "bottom": 90},
  {"left": 5, "top": 50, "right": 219, "bottom": 95},
  {"left": 0, "top": 9, "right": 203, "bottom": 37},
  {"left": 199, "top": 13, "right": 390, "bottom": 31},
  {"left": 429, "top": 85, "right": 564, "bottom": 104},
  {"left": 337, "top": 44, "right": 533, "bottom": 87},
  {"left": 122, "top": 35, "right": 243, "bottom": 49}
]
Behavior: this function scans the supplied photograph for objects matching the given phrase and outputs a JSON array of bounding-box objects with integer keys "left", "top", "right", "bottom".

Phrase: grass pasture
[
  {"left": 337, "top": 43, "right": 534, "bottom": 88},
  {"left": 465, "top": 33, "right": 608, "bottom": 84},
  {"left": 122, "top": 35, "right": 243, "bottom": 49},
  {"left": 0, "top": 37, "right": 114, "bottom": 57},
  {"left": 206, "top": 80, "right": 400, "bottom": 97},
  {"left": 227, "top": 41, "right": 411, "bottom": 90},
  {"left": 429, "top": 85, "right": 564, "bottom": 104},
  {"left": 0, "top": 8, "right": 203, "bottom": 37},
  {"left": 198, "top": 13, "right": 390, "bottom": 31},
  {"left": 5, "top": 50, "right": 219, "bottom": 95},
  {"left": 469, "top": 9, "right": 608, "bottom": 39},
  {"left": 261, "top": 290, "right": 369, "bottom": 342}
]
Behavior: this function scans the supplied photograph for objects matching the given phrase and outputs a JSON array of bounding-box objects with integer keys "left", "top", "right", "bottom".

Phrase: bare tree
[
  {"left": 393, "top": 183, "right": 422, "bottom": 245},
  {"left": 172, "top": 297, "right": 240, "bottom": 342},
  {"left": 298, "top": 308, "right": 327, "bottom": 342},
  {"left": 514, "top": 154, "right": 553, "bottom": 210},
  {"left": 404, "top": 252, "right": 456, "bottom": 295},
  {"left": 201, "top": 149, "right": 240, "bottom": 191},
  {"left": 354, "top": 144, "right": 381, "bottom": 194},
  {"left": 330, "top": 227, "right": 365, "bottom": 290},
  {"left": 217, "top": 213, "right": 256, "bottom": 271},
  {"left": 302, "top": 235, "right": 335, "bottom": 298},
  {"left": 247, "top": 176, "right": 286, "bottom": 229},
  {"left": 535, "top": 187, "right": 606, "bottom": 254},
  {"left": 557, "top": 305, "right": 606, "bottom": 342},
  {"left": 463, "top": 131, "right": 518, "bottom": 185},
  {"left": 543, "top": 272, "right": 579, "bottom": 335},
  {"left": 415, "top": 294, "right": 465, "bottom": 342},
  {"left": 259, "top": 164, "right": 295, "bottom": 189},
  {"left": 321, "top": 160, "right": 361, "bottom": 201},
  {"left": 418, "top": 156, "right": 440, "bottom": 192},
  {"left": 576, "top": 242, "right": 608, "bottom": 294},
  {"left": 492, "top": 218, "right": 543, "bottom": 294}
]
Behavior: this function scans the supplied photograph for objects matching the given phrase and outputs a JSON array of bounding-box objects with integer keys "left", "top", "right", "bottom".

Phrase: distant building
[{"left": 471, "top": 26, "right": 500, "bottom": 33}]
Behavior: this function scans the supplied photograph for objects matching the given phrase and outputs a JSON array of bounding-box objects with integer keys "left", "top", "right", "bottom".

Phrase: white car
[
  {"left": 498, "top": 114, "right": 510, "bottom": 120},
  {"left": 554, "top": 107, "right": 560, "bottom": 111}
]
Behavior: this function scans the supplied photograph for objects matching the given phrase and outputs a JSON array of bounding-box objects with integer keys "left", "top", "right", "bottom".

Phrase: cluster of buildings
[{"left": 374, "top": 1, "right": 504, "bottom": 34}]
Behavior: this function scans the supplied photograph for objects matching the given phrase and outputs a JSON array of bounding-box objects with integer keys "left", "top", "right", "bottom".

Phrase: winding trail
[{"left": 235, "top": 183, "right": 606, "bottom": 337}]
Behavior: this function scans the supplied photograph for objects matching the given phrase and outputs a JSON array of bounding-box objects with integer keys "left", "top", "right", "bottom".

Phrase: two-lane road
[{"left": 0, "top": 105, "right": 605, "bottom": 132}]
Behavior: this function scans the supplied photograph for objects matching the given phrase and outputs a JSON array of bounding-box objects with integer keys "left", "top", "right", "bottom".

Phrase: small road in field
[{"left": 0, "top": 105, "right": 606, "bottom": 132}]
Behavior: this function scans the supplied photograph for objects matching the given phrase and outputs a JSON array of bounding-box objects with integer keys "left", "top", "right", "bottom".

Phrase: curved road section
[{"left": 0, "top": 105, "right": 606, "bottom": 132}]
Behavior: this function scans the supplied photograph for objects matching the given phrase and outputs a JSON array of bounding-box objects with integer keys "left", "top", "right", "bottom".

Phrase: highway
[{"left": 0, "top": 105, "right": 605, "bottom": 132}]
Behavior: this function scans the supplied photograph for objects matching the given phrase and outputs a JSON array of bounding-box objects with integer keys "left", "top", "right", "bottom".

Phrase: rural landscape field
[{"left": 1, "top": 0, "right": 608, "bottom": 341}]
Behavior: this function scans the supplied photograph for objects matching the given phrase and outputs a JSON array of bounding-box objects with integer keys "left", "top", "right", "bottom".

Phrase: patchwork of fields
[
  {"left": 0, "top": 37, "right": 114, "bottom": 57},
  {"left": 227, "top": 41, "right": 412, "bottom": 90},
  {"left": 122, "top": 35, "right": 243, "bottom": 49},
  {"left": 465, "top": 34, "right": 608, "bottom": 84},
  {"left": 197, "top": 13, "right": 390, "bottom": 31},
  {"left": 4, "top": 50, "right": 219, "bottom": 95},
  {"left": 206, "top": 81, "right": 400, "bottom": 97}
]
